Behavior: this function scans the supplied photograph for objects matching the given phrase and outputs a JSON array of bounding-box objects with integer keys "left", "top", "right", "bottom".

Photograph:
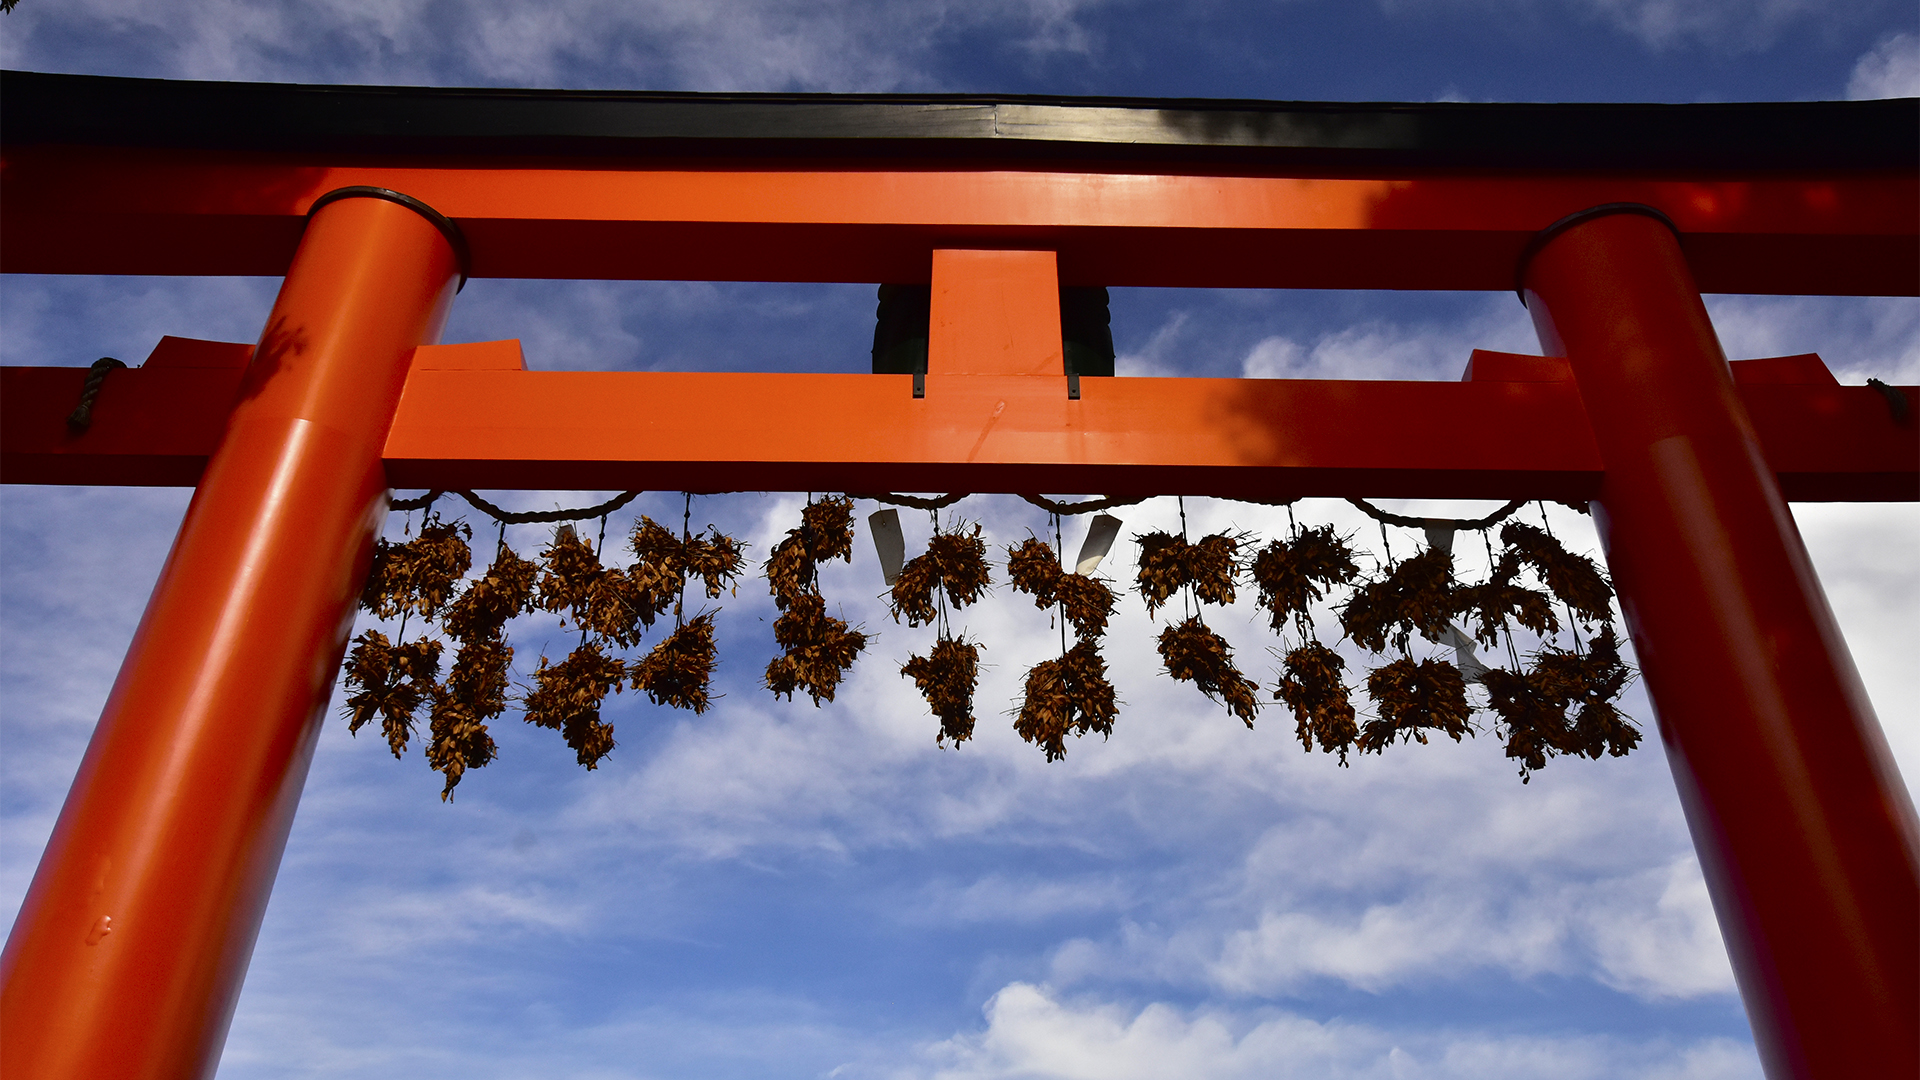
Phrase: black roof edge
[{"left": 4, "top": 69, "right": 1915, "bottom": 171}]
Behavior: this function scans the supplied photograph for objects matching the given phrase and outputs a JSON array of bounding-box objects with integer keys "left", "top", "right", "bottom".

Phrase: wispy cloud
[
  {"left": 1848, "top": 32, "right": 1920, "bottom": 99},
  {"left": 915, "top": 982, "right": 1763, "bottom": 1079},
  {"left": 0, "top": 0, "right": 1119, "bottom": 90}
]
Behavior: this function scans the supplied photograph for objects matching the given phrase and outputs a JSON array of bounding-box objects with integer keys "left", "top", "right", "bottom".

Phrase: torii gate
[{"left": 1, "top": 71, "right": 1915, "bottom": 1080}]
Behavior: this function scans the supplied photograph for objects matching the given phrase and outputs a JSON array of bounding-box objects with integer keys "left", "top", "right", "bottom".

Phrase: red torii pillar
[
  {"left": 1522, "top": 206, "right": 1919, "bottom": 1078},
  {"left": 0, "top": 190, "right": 462, "bottom": 1080}
]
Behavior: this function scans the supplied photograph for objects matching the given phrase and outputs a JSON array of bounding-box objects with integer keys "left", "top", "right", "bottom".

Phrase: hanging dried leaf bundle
[
  {"left": 633, "top": 613, "right": 719, "bottom": 713},
  {"left": 903, "top": 636, "right": 982, "bottom": 746},
  {"left": 1252, "top": 526, "right": 1360, "bottom": 631},
  {"left": 441, "top": 544, "right": 538, "bottom": 643},
  {"left": 342, "top": 631, "right": 444, "bottom": 758},
  {"left": 890, "top": 524, "right": 992, "bottom": 626},
  {"left": 1007, "top": 537, "right": 1062, "bottom": 606},
  {"left": 1134, "top": 531, "right": 1188, "bottom": 615},
  {"left": 1274, "top": 641, "right": 1358, "bottom": 763},
  {"left": 521, "top": 643, "right": 625, "bottom": 768},
  {"left": 629, "top": 516, "right": 688, "bottom": 584},
  {"left": 1135, "top": 531, "right": 1244, "bottom": 614},
  {"left": 1188, "top": 532, "right": 1243, "bottom": 606},
  {"left": 1005, "top": 537, "right": 1121, "bottom": 758},
  {"left": 1158, "top": 617, "right": 1260, "bottom": 727},
  {"left": 537, "top": 522, "right": 656, "bottom": 645},
  {"left": 625, "top": 517, "right": 689, "bottom": 622},
  {"left": 533, "top": 525, "right": 599, "bottom": 613},
  {"left": 1481, "top": 627, "right": 1639, "bottom": 780},
  {"left": 361, "top": 516, "right": 473, "bottom": 620},
  {"left": 425, "top": 691, "right": 496, "bottom": 801},
  {"left": 1007, "top": 536, "right": 1115, "bottom": 640},
  {"left": 445, "top": 635, "right": 513, "bottom": 718},
  {"left": 1339, "top": 549, "right": 1457, "bottom": 653},
  {"left": 1014, "top": 640, "right": 1118, "bottom": 760},
  {"left": 1500, "top": 522, "right": 1614, "bottom": 624},
  {"left": 1054, "top": 574, "right": 1116, "bottom": 640},
  {"left": 765, "top": 498, "right": 866, "bottom": 703},
  {"left": 765, "top": 593, "right": 868, "bottom": 705},
  {"left": 1452, "top": 549, "right": 1559, "bottom": 647},
  {"left": 684, "top": 533, "right": 746, "bottom": 598},
  {"left": 1361, "top": 657, "right": 1471, "bottom": 753},
  {"left": 766, "top": 497, "right": 858, "bottom": 604}
]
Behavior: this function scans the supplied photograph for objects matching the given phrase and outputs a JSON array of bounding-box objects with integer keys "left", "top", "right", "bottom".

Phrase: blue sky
[{"left": 2, "top": 4, "right": 1916, "bottom": 1079}]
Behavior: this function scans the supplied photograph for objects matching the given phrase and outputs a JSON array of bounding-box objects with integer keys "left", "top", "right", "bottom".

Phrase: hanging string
[
  {"left": 678, "top": 493, "right": 694, "bottom": 627},
  {"left": 1054, "top": 511, "right": 1067, "bottom": 655},
  {"left": 933, "top": 505, "right": 952, "bottom": 640}
]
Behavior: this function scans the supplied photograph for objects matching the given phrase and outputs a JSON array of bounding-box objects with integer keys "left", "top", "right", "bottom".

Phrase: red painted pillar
[
  {"left": 1521, "top": 207, "right": 1920, "bottom": 1079},
  {"left": 0, "top": 189, "right": 463, "bottom": 1080}
]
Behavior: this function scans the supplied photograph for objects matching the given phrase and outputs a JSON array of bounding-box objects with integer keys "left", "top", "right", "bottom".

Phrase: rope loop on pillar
[{"left": 64, "top": 357, "right": 126, "bottom": 433}]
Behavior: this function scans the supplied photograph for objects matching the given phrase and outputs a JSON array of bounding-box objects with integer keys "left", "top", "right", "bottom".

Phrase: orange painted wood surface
[
  {"left": 929, "top": 250, "right": 1064, "bottom": 375},
  {"left": 2, "top": 146, "right": 1913, "bottom": 293},
  {"left": 5, "top": 340, "right": 1913, "bottom": 501}
]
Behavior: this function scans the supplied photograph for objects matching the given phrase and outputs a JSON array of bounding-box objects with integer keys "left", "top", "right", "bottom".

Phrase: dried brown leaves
[
  {"left": 521, "top": 643, "right": 625, "bottom": 769},
  {"left": 1339, "top": 549, "right": 1456, "bottom": 653},
  {"left": 1361, "top": 657, "right": 1471, "bottom": 752},
  {"left": 1501, "top": 522, "right": 1614, "bottom": 624},
  {"left": 441, "top": 544, "right": 537, "bottom": 643},
  {"left": 1481, "top": 627, "right": 1639, "bottom": 780},
  {"left": 766, "top": 593, "right": 868, "bottom": 705},
  {"left": 1135, "top": 531, "right": 1244, "bottom": 614},
  {"left": 1014, "top": 640, "right": 1118, "bottom": 761},
  {"left": 1158, "top": 617, "right": 1260, "bottom": 727},
  {"left": 764, "top": 498, "right": 865, "bottom": 703},
  {"left": 684, "top": 533, "right": 746, "bottom": 598},
  {"left": 1006, "top": 537, "right": 1114, "bottom": 640},
  {"left": 426, "top": 692, "right": 496, "bottom": 801},
  {"left": 1007, "top": 537, "right": 1062, "bottom": 605},
  {"left": 1005, "top": 538, "right": 1121, "bottom": 758},
  {"left": 902, "top": 637, "right": 982, "bottom": 746},
  {"left": 362, "top": 516, "right": 473, "bottom": 620},
  {"left": 445, "top": 635, "right": 512, "bottom": 718},
  {"left": 1252, "top": 526, "right": 1359, "bottom": 631},
  {"left": 891, "top": 525, "right": 992, "bottom": 627},
  {"left": 1274, "top": 641, "right": 1358, "bottom": 763},
  {"left": 627, "top": 517, "right": 745, "bottom": 610},
  {"left": 766, "top": 497, "right": 857, "bottom": 606},
  {"left": 633, "top": 613, "right": 719, "bottom": 713},
  {"left": 342, "top": 631, "right": 444, "bottom": 758},
  {"left": 537, "top": 525, "right": 649, "bottom": 648},
  {"left": 1453, "top": 550, "right": 1558, "bottom": 647}
]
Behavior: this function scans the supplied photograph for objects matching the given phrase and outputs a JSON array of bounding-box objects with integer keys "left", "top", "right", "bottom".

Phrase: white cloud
[
  {"left": 915, "top": 982, "right": 1762, "bottom": 1080},
  {"left": 1848, "top": 32, "right": 1920, "bottom": 100},
  {"left": 1239, "top": 298, "right": 1538, "bottom": 382},
  {"left": 1703, "top": 295, "right": 1920, "bottom": 383},
  {"left": 0, "top": 0, "right": 1115, "bottom": 90},
  {"left": 1562, "top": 0, "right": 1826, "bottom": 52}
]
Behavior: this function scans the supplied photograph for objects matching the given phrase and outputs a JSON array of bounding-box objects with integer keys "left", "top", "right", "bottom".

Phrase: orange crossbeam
[
  {"left": 2, "top": 146, "right": 1913, "bottom": 294},
  {"left": 5, "top": 339, "right": 1913, "bottom": 501}
]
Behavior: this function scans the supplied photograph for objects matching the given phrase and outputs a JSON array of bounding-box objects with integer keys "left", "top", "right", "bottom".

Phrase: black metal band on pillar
[
  {"left": 305, "top": 186, "right": 473, "bottom": 291},
  {"left": 1513, "top": 203, "right": 1680, "bottom": 303}
]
